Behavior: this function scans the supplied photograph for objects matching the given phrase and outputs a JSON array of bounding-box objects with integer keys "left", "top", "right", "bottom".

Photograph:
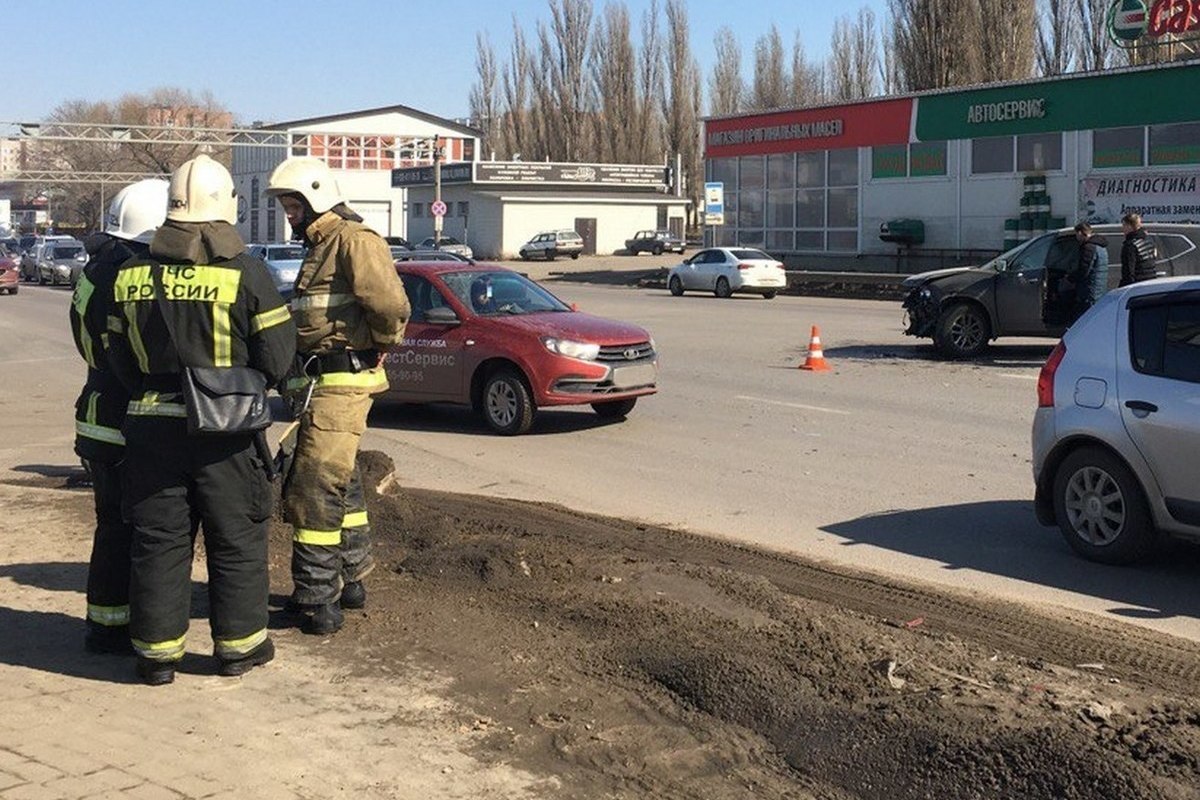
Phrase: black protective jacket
[
  {"left": 70, "top": 234, "right": 148, "bottom": 462},
  {"left": 1120, "top": 228, "right": 1157, "bottom": 287},
  {"left": 106, "top": 221, "right": 296, "bottom": 417}
]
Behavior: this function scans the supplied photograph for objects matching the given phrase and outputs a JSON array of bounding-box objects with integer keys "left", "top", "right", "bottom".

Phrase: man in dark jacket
[
  {"left": 1119, "top": 213, "right": 1157, "bottom": 286},
  {"left": 107, "top": 155, "right": 296, "bottom": 685},
  {"left": 1071, "top": 222, "right": 1109, "bottom": 316},
  {"left": 70, "top": 179, "right": 167, "bottom": 655}
]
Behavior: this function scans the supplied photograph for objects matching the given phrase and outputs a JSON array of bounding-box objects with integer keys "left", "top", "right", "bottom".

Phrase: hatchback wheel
[
  {"left": 546, "top": 249, "right": 558, "bottom": 261},
  {"left": 1052, "top": 447, "right": 1156, "bottom": 564},
  {"left": 592, "top": 398, "right": 637, "bottom": 419},
  {"left": 482, "top": 368, "right": 535, "bottom": 435},
  {"left": 714, "top": 277, "right": 732, "bottom": 299},
  {"left": 934, "top": 302, "right": 990, "bottom": 358},
  {"left": 763, "top": 291, "right": 777, "bottom": 300},
  {"left": 669, "top": 275, "right": 684, "bottom": 296},
  {"left": 570, "top": 252, "right": 579, "bottom": 260}
]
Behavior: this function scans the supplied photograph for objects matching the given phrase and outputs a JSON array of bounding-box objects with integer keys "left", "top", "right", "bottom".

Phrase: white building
[
  {"left": 399, "top": 162, "right": 690, "bottom": 258},
  {"left": 231, "top": 104, "right": 480, "bottom": 244}
]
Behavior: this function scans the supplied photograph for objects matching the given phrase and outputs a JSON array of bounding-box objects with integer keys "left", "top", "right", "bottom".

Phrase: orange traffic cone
[{"left": 799, "top": 325, "right": 832, "bottom": 372}]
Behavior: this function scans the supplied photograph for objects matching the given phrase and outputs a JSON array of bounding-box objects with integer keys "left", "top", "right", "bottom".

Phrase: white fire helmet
[
  {"left": 105, "top": 179, "right": 169, "bottom": 244},
  {"left": 264, "top": 156, "right": 343, "bottom": 214},
  {"left": 166, "top": 154, "right": 238, "bottom": 224}
]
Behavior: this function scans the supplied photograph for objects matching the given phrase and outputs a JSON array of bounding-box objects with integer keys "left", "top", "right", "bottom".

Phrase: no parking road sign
[{"left": 431, "top": 200, "right": 448, "bottom": 217}]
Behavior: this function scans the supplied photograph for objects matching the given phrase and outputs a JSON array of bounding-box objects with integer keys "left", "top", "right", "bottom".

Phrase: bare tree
[
  {"left": 888, "top": 0, "right": 980, "bottom": 90},
  {"left": 976, "top": 0, "right": 1036, "bottom": 82},
  {"left": 469, "top": 33, "right": 501, "bottom": 158},
  {"left": 829, "top": 9, "right": 881, "bottom": 100},
  {"left": 500, "top": 21, "right": 534, "bottom": 158},
  {"left": 534, "top": 0, "right": 595, "bottom": 161},
  {"left": 708, "top": 25, "right": 744, "bottom": 115},
  {"left": 880, "top": 21, "right": 901, "bottom": 93},
  {"left": 1036, "top": 0, "right": 1075, "bottom": 75},
  {"left": 751, "top": 25, "right": 790, "bottom": 110},
  {"left": 1074, "top": 0, "right": 1113, "bottom": 71},
  {"left": 633, "top": 0, "right": 664, "bottom": 161},
  {"left": 790, "top": 31, "right": 823, "bottom": 106},
  {"left": 591, "top": 2, "right": 638, "bottom": 162},
  {"left": 662, "top": 0, "right": 702, "bottom": 206}
]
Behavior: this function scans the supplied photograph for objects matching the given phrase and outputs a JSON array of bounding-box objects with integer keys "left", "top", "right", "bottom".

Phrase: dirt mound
[{"left": 270, "top": 453, "right": 1200, "bottom": 799}]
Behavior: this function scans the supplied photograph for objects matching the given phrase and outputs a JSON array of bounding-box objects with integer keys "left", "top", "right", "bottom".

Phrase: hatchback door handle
[{"left": 1124, "top": 400, "right": 1158, "bottom": 414}]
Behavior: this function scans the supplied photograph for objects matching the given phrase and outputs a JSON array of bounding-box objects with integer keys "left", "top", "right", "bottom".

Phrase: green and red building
[{"left": 703, "top": 60, "right": 1200, "bottom": 269}]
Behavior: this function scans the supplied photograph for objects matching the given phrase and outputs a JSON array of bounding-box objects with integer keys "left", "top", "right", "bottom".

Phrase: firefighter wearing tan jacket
[{"left": 265, "top": 157, "right": 410, "bottom": 636}]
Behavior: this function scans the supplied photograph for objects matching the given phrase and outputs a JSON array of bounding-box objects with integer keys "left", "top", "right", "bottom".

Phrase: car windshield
[
  {"left": 441, "top": 270, "right": 570, "bottom": 316},
  {"left": 267, "top": 246, "right": 305, "bottom": 260},
  {"left": 983, "top": 241, "right": 1031, "bottom": 272},
  {"left": 730, "top": 249, "right": 772, "bottom": 261},
  {"left": 52, "top": 245, "right": 83, "bottom": 259}
]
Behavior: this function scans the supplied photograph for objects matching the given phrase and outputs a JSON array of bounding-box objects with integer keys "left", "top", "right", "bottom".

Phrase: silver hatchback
[{"left": 1033, "top": 276, "right": 1200, "bottom": 563}]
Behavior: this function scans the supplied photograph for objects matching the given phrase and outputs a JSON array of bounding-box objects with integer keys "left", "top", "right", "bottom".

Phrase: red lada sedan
[{"left": 386, "top": 262, "right": 657, "bottom": 434}]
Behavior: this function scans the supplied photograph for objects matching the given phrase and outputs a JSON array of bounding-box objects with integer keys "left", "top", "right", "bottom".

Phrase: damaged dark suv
[{"left": 902, "top": 224, "right": 1200, "bottom": 358}]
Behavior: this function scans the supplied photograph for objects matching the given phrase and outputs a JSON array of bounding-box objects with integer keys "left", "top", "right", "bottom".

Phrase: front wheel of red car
[
  {"left": 482, "top": 369, "right": 535, "bottom": 435},
  {"left": 591, "top": 398, "right": 637, "bottom": 419}
]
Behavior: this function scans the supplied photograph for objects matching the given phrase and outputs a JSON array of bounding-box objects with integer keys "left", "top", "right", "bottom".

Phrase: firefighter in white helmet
[
  {"left": 265, "top": 156, "right": 409, "bottom": 636},
  {"left": 107, "top": 155, "right": 296, "bottom": 684},
  {"left": 70, "top": 179, "right": 168, "bottom": 655}
]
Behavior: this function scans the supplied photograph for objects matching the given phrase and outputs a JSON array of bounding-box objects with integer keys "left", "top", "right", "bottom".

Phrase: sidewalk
[{"left": 0, "top": 479, "right": 552, "bottom": 800}]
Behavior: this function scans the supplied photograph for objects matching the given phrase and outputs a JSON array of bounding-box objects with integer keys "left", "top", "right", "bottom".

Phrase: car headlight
[{"left": 542, "top": 337, "right": 600, "bottom": 361}]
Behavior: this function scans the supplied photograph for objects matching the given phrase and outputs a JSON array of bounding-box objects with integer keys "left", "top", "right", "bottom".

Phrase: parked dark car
[
  {"left": 625, "top": 229, "right": 685, "bottom": 256},
  {"left": 902, "top": 224, "right": 1200, "bottom": 358}
]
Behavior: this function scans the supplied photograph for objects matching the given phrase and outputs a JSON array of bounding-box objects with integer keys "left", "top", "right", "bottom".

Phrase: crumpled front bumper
[{"left": 901, "top": 286, "right": 938, "bottom": 337}]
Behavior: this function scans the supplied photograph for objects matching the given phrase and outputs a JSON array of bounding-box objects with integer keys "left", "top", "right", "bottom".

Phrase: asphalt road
[{"left": 5, "top": 280, "right": 1199, "bottom": 643}]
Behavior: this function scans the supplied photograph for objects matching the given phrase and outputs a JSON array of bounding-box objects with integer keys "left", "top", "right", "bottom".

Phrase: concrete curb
[{"left": 546, "top": 267, "right": 909, "bottom": 301}]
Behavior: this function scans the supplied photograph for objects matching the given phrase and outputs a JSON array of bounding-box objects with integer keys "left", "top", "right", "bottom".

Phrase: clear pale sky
[{"left": 9, "top": 0, "right": 887, "bottom": 126}]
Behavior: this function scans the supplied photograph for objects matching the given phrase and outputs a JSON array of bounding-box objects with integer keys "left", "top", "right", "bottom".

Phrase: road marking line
[
  {"left": 735, "top": 395, "right": 851, "bottom": 415},
  {"left": 998, "top": 373, "right": 1038, "bottom": 381}
]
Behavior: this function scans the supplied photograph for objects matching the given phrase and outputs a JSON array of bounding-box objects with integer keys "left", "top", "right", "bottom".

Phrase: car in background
[
  {"left": 1033, "top": 277, "right": 1200, "bottom": 565},
  {"left": 386, "top": 261, "right": 657, "bottom": 435},
  {"left": 416, "top": 236, "right": 473, "bottom": 260},
  {"left": 384, "top": 235, "right": 411, "bottom": 251},
  {"left": 626, "top": 229, "right": 685, "bottom": 256},
  {"left": 20, "top": 235, "right": 76, "bottom": 282},
  {"left": 0, "top": 248, "right": 19, "bottom": 294},
  {"left": 394, "top": 249, "right": 470, "bottom": 263},
  {"left": 519, "top": 230, "right": 584, "bottom": 261},
  {"left": 247, "top": 243, "right": 306, "bottom": 295},
  {"left": 18, "top": 234, "right": 37, "bottom": 255},
  {"left": 34, "top": 239, "right": 87, "bottom": 286},
  {"left": 666, "top": 247, "right": 787, "bottom": 299},
  {"left": 902, "top": 224, "right": 1200, "bottom": 359}
]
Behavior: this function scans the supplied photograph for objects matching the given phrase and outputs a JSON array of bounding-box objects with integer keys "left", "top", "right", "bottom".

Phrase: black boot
[
  {"left": 136, "top": 657, "right": 176, "bottom": 686},
  {"left": 302, "top": 602, "right": 344, "bottom": 636},
  {"left": 219, "top": 638, "right": 275, "bottom": 677},
  {"left": 84, "top": 622, "right": 134, "bottom": 656},
  {"left": 340, "top": 581, "right": 366, "bottom": 610}
]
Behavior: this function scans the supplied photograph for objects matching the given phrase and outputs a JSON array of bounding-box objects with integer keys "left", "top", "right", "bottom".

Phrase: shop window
[
  {"left": 767, "top": 153, "right": 795, "bottom": 189},
  {"left": 827, "top": 230, "right": 859, "bottom": 251},
  {"left": 739, "top": 229, "right": 765, "bottom": 247},
  {"left": 1093, "top": 127, "right": 1145, "bottom": 169},
  {"left": 738, "top": 190, "right": 764, "bottom": 228},
  {"left": 716, "top": 227, "right": 738, "bottom": 246},
  {"left": 766, "top": 190, "right": 794, "bottom": 228},
  {"left": 767, "top": 230, "right": 794, "bottom": 251},
  {"left": 797, "top": 152, "right": 825, "bottom": 188},
  {"left": 1150, "top": 122, "right": 1200, "bottom": 166},
  {"left": 872, "top": 145, "right": 907, "bottom": 179},
  {"left": 796, "top": 189, "right": 824, "bottom": 227},
  {"left": 1017, "top": 133, "right": 1062, "bottom": 172},
  {"left": 796, "top": 230, "right": 824, "bottom": 250},
  {"left": 740, "top": 156, "right": 765, "bottom": 190},
  {"left": 972, "top": 136, "right": 1015, "bottom": 174},
  {"left": 909, "top": 141, "right": 947, "bottom": 176},
  {"left": 827, "top": 148, "right": 859, "bottom": 186},
  {"left": 827, "top": 187, "right": 858, "bottom": 228},
  {"left": 710, "top": 158, "right": 737, "bottom": 187}
]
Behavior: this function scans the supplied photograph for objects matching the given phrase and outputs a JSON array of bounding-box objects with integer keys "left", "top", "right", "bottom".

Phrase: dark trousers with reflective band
[
  {"left": 284, "top": 390, "right": 374, "bottom": 606},
  {"left": 84, "top": 459, "right": 132, "bottom": 628},
  {"left": 122, "top": 417, "right": 272, "bottom": 662}
]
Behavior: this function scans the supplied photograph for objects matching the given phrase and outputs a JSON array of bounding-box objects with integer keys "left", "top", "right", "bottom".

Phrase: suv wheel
[
  {"left": 482, "top": 368, "right": 535, "bottom": 435},
  {"left": 934, "top": 302, "right": 990, "bottom": 358},
  {"left": 1053, "top": 447, "right": 1156, "bottom": 564}
]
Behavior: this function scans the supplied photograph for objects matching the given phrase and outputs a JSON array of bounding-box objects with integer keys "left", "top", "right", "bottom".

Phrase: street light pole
[{"left": 433, "top": 139, "right": 443, "bottom": 244}]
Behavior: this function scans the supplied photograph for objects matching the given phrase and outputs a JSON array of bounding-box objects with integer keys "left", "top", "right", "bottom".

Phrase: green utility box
[{"left": 879, "top": 219, "right": 926, "bottom": 246}]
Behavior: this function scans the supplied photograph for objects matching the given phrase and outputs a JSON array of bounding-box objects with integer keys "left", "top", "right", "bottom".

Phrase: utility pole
[{"left": 433, "top": 138, "right": 444, "bottom": 245}]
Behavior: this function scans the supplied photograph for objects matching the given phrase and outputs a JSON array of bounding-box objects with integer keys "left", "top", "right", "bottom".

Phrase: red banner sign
[{"left": 704, "top": 98, "right": 915, "bottom": 158}]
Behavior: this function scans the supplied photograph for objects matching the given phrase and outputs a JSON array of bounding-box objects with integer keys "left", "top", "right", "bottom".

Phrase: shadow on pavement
[
  {"left": 822, "top": 500, "right": 1200, "bottom": 622},
  {"left": 822, "top": 342, "right": 1054, "bottom": 368},
  {"left": 370, "top": 403, "right": 626, "bottom": 436},
  {"left": 8, "top": 463, "right": 91, "bottom": 490},
  {"left": 0, "top": 606, "right": 137, "bottom": 684},
  {"left": 0, "top": 561, "right": 87, "bottom": 593}
]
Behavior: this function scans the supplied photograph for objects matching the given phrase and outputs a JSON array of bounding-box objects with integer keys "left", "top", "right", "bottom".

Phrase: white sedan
[{"left": 667, "top": 247, "right": 788, "bottom": 299}]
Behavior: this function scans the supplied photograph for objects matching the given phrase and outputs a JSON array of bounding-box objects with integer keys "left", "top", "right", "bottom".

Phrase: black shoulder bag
[{"left": 151, "top": 263, "right": 272, "bottom": 436}]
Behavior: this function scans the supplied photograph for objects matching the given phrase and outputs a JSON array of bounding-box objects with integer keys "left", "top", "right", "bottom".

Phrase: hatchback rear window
[
  {"left": 730, "top": 249, "right": 773, "bottom": 261},
  {"left": 1130, "top": 301, "right": 1200, "bottom": 383},
  {"left": 51, "top": 246, "right": 83, "bottom": 259}
]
